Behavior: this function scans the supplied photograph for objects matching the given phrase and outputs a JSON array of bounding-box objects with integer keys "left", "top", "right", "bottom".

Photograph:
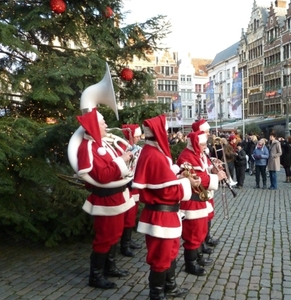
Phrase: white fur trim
[
  {"left": 206, "top": 200, "right": 214, "bottom": 214},
  {"left": 134, "top": 127, "right": 142, "bottom": 137},
  {"left": 208, "top": 174, "right": 219, "bottom": 190},
  {"left": 113, "top": 156, "right": 132, "bottom": 177},
  {"left": 97, "top": 147, "right": 106, "bottom": 156},
  {"left": 143, "top": 125, "right": 153, "bottom": 137},
  {"left": 180, "top": 177, "right": 192, "bottom": 200},
  {"left": 171, "top": 164, "right": 180, "bottom": 175},
  {"left": 180, "top": 207, "right": 209, "bottom": 220},
  {"left": 198, "top": 133, "right": 207, "bottom": 144},
  {"left": 97, "top": 111, "right": 104, "bottom": 120},
  {"left": 137, "top": 220, "right": 182, "bottom": 238},
  {"left": 200, "top": 122, "right": 210, "bottom": 132},
  {"left": 82, "top": 189, "right": 135, "bottom": 216}
]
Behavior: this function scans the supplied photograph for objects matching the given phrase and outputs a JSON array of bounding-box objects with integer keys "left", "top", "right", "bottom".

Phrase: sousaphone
[{"left": 67, "top": 63, "right": 132, "bottom": 188}]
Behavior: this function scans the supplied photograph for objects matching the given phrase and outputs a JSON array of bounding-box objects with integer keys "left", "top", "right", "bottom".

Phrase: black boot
[
  {"left": 130, "top": 239, "right": 142, "bottom": 249},
  {"left": 184, "top": 249, "right": 206, "bottom": 276},
  {"left": 197, "top": 247, "right": 213, "bottom": 267},
  {"left": 202, "top": 242, "right": 214, "bottom": 255},
  {"left": 149, "top": 270, "right": 167, "bottom": 300},
  {"left": 89, "top": 252, "right": 117, "bottom": 289},
  {"left": 165, "top": 260, "right": 189, "bottom": 297},
  {"left": 205, "top": 221, "right": 220, "bottom": 247},
  {"left": 104, "top": 244, "right": 129, "bottom": 277},
  {"left": 120, "top": 228, "right": 135, "bottom": 257}
]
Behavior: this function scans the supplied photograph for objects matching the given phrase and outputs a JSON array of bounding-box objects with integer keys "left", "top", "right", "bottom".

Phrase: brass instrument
[
  {"left": 67, "top": 63, "right": 134, "bottom": 188},
  {"left": 105, "top": 127, "right": 142, "bottom": 176},
  {"left": 180, "top": 162, "right": 209, "bottom": 201}
]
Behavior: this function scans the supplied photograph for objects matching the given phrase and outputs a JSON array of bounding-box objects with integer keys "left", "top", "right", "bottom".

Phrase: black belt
[
  {"left": 90, "top": 185, "right": 127, "bottom": 197},
  {"left": 190, "top": 193, "right": 203, "bottom": 201},
  {"left": 144, "top": 203, "right": 180, "bottom": 212}
]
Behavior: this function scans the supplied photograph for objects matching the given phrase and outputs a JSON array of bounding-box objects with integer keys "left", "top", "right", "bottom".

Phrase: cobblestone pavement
[{"left": 1, "top": 169, "right": 291, "bottom": 300}]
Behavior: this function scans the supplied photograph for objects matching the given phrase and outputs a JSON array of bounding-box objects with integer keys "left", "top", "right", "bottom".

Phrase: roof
[
  {"left": 190, "top": 58, "right": 213, "bottom": 76},
  {"left": 207, "top": 41, "right": 240, "bottom": 69}
]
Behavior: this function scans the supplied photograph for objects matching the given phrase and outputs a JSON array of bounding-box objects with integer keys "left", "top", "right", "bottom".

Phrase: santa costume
[
  {"left": 192, "top": 119, "right": 220, "bottom": 250},
  {"left": 132, "top": 114, "right": 191, "bottom": 300},
  {"left": 76, "top": 108, "right": 135, "bottom": 289},
  {"left": 177, "top": 130, "right": 218, "bottom": 276}
]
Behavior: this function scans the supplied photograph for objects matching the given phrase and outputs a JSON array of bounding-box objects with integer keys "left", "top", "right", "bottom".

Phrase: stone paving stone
[{"left": 1, "top": 169, "right": 291, "bottom": 299}]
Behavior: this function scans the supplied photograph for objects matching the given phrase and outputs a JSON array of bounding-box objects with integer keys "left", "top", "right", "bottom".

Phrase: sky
[{"left": 122, "top": 0, "right": 271, "bottom": 59}]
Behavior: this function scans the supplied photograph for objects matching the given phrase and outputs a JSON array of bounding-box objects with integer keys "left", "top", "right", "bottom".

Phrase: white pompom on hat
[{"left": 192, "top": 119, "right": 210, "bottom": 132}]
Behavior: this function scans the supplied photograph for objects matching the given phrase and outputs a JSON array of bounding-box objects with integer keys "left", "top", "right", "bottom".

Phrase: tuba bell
[
  {"left": 67, "top": 62, "right": 133, "bottom": 188},
  {"left": 80, "top": 62, "right": 119, "bottom": 119}
]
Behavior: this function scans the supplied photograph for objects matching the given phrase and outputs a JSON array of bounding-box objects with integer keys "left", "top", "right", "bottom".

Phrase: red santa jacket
[
  {"left": 177, "top": 147, "right": 219, "bottom": 218},
  {"left": 78, "top": 134, "right": 135, "bottom": 216},
  {"left": 132, "top": 142, "right": 192, "bottom": 239}
]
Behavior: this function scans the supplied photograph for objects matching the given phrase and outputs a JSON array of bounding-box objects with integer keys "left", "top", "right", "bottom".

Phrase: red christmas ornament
[
  {"left": 50, "top": 0, "right": 66, "bottom": 14},
  {"left": 104, "top": 7, "right": 113, "bottom": 18},
  {"left": 120, "top": 68, "right": 134, "bottom": 81}
]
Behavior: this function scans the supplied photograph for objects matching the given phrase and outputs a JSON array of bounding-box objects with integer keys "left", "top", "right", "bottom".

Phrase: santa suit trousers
[
  {"left": 124, "top": 202, "right": 138, "bottom": 228},
  {"left": 145, "top": 235, "right": 180, "bottom": 272},
  {"left": 93, "top": 213, "right": 125, "bottom": 253},
  {"left": 182, "top": 217, "right": 208, "bottom": 250}
]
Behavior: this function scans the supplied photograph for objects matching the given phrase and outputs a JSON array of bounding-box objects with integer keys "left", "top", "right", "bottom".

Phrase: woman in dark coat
[{"left": 280, "top": 136, "right": 291, "bottom": 182}]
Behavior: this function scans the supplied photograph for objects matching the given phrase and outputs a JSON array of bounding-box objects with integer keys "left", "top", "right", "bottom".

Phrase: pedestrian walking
[
  {"left": 234, "top": 142, "right": 247, "bottom": 189},
  {"left": 279, "top": 136, "right": 291, "bottom": 182},
  {"left": 267, "top": 133, "right": 282, "bottom": 190},
  {"left": 252, "top": 139, "right": 269, "bottom": 189}
]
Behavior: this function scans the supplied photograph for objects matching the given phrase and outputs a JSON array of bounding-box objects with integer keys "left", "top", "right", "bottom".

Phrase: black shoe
[
  {"left": 120, "top": 246, "right": 135, "bottom": 257},
  {"left": 104, "top": 268, "right": 129, "bottom": 277},
  {"left": 185, "top": 263, "right": 207, "bottom": 276},
  {"left": 130, "top": 240, "right": 142, "bottom": 249},
  {"left": 202, "top": 242, "right": 213, "bottom": 255},
  {"left": 165, "top": 286, "right": 189, "bottom": 297},
  {"left": 206, "top": 237, "right": 220, "bottom": 247},
  {"left": 262, "top": 185, "right": 267, "bottom": 189},
  {"left": 197, "top": 256, "right": 213, "bottom": 267},
  {"left": 254, "top": 185, "right": 260, "bottom": 189}
]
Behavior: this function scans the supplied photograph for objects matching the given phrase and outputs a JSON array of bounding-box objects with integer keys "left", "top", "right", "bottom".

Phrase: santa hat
[
  {"left": 192, "top": 119, "right": 210, "bottom": 132},
  {"left": 188, "top": 130, "right": 207, "bottom": 154},
  {"left": 143, "top": 114, "right": 171, "bottom": 158},
  {"left": 76, "top": 107, "right": 102, "bottom": 147},
  {"left": 229, "top": 135, "right": 236, "bottom": 141},
  {"left": 122, "top": 124, "right": 142, "bottom": 144}
]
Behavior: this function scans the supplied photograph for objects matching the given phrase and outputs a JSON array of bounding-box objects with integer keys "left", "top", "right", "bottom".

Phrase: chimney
[{"left": 275, "top": 0, "right": 287, "bottom": 8}]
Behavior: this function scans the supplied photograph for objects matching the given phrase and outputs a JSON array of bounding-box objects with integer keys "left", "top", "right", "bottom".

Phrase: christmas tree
[{"left": 0, "top": 0, "right": 170, "bottom": 246}]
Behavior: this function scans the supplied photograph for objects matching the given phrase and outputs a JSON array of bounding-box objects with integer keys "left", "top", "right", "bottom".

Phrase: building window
[
  {"left": 232, "top": 66, "right": 236, "bottom": 76},
  {"left": 227, "top": 83, "right": 230, "bottom": 96},
  {"left": 180, "top": 75, "right": 185, "bottom": 82},
  {"left": 187, "top": 75, "right": 192, "bottom": 82},
  {"left": 227, "top": 69, "right": 230, "bottom": 79},
  {"left": 158, "top": 80, "right": 178, "bottom": 92},
  {"left": 161, "top": 66, "right": 174, "bottom": 76},
  {"left": 187, "top": 106, "right": 193, "bottom": 118},
  {"left": 195, "top": 84, "right": 202, "bottom": 92},
  {"left": 158, "top": 97, "right": 172, "bottom": 104}
]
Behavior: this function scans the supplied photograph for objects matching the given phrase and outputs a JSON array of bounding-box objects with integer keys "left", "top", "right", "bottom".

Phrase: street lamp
[
  {"left": 218, "top": 93, "right": 223, "bottom": 131},
  {"left": 196, "top": 93, "right": 202, "bottom": 120},
  {"left": 284, "top": 64, "right": 291, "bottom": 138}
]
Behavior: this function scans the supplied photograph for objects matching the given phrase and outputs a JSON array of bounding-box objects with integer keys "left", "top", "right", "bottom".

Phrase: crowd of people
[{"left": 71, "top": 77, "right": 291, "bottom": 299}]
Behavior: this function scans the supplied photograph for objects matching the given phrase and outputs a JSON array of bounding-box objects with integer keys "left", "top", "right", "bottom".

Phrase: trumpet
[{"left": 180, "top": 162, "right": 209, "bottom": 201}]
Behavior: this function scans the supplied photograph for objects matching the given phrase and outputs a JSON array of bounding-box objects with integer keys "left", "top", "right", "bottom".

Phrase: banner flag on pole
[
  {"left": 230, "top": 71, "right": 242, "bottom": 119},
  {"left": 172, "top": 95, "right": 183, "bottom": 125},
  {"left": 206, "top": 81, "right": 215, "bottom": 119}
]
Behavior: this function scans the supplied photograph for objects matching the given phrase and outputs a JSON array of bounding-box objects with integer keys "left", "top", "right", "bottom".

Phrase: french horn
[{"left": 67, "top": 62, "right": 133, "bottom": 188}]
